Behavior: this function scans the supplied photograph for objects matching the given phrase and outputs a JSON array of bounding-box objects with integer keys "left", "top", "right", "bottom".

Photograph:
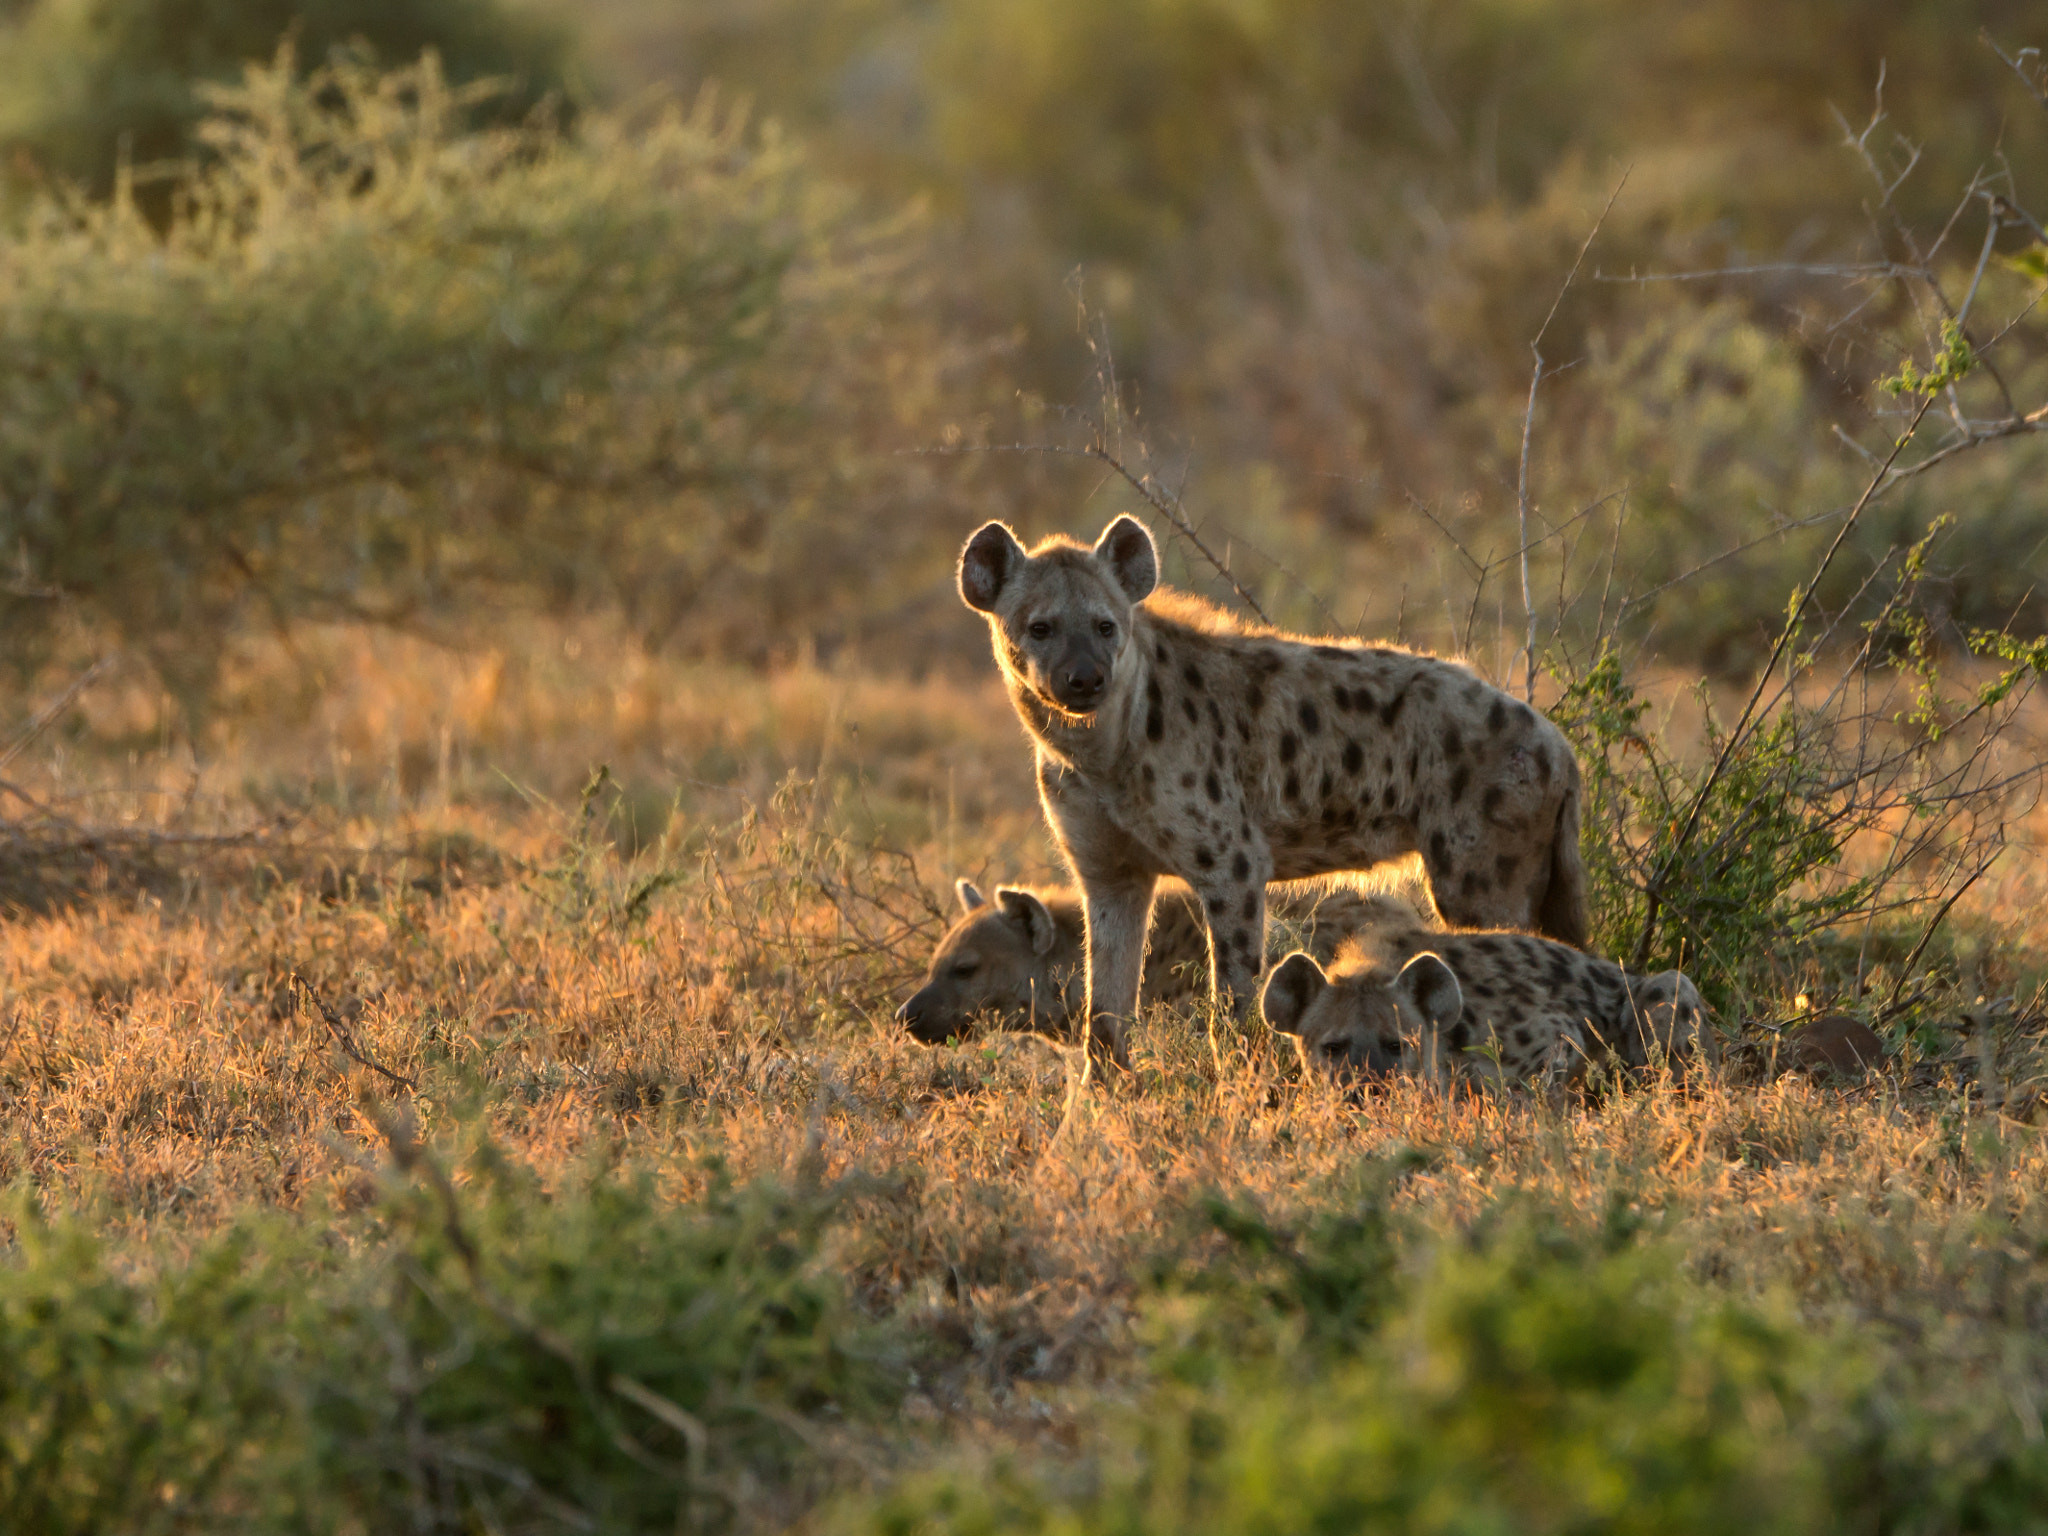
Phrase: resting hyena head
[
  {"left": 1627, "top": 969, "right": 1715, "bottom": 1065},
  {"left": 1260, "top": 947, "right": 1460, "bottom": 1078},
  {"left": 958, "top": 515, "right": 1158, "bottom": 715},
  {"left": 895, "top": 879, "right": 1077, "bottom": 1043}
]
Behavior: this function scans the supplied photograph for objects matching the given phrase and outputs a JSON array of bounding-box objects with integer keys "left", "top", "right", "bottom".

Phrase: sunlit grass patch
[{"left": 1, "top": 628, "right": 2046, "bottom": 1528}]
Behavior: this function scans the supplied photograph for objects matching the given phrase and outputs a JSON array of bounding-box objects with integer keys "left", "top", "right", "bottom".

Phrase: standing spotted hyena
[
  {"left": 959, "top": 514, "right": 1588, "bottom": 1069},
  {"left": 895, "top": 875, "right": 1436, "bottom": 1045},
  {"left": 1260, "top": 916, "right": 1713, "bottom": 1086}
]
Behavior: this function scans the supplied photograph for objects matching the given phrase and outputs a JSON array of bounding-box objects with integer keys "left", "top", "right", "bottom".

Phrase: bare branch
[
  {"left": 0, "top": 657, "right": 113, "bottom": 776},
  {"left": 1595, "top": 261, "right": 1914, "bottom": 284},
  {"left": 1080, "top": 441, "right": 1275, "bottom": 626},
  {"left": 291, "top": 972, "right": 419, "bottom": 1093},
  {"left": 1880, "top": 844, "right": 2001, "bottom": 1019},
  {"left": 1983, "top": 31, "right": 2048, "bottom": 112},
  {"left": 1519, "top": 166, "right": 1630, "bottom": 701},
  {"left": 1632, "top": 392, "right": 1937, "bottom": 968},
  {"left": 919, "top": 441, "right": 1275, "bottom": 625}
]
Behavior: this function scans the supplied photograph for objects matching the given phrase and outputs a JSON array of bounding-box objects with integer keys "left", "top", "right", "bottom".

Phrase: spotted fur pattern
[
  {"left": 896, "top": 875, "right": 1436, "bottom": 1045},
  {"left": 1261, "top": 915, "right": 1714, "bottom": 1086},
  {"left": 958, "top": 513, "right": 1588, "bottom": 1067}
]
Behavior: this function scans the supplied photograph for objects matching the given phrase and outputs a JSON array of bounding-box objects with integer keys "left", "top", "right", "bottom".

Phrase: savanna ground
[{"left": 3, "top": 613, "right": 2048, "bottom": 1532}]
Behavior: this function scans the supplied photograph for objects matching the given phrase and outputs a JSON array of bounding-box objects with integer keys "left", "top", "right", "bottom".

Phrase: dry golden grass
[{"left": 3, "top": 616, "right": 2048, "bottom": 1523}]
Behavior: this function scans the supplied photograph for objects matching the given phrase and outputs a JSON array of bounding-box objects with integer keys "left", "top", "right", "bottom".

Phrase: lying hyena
[
  {"left": 896, "top": 875, "right": 1436, "bottom": 1046},
  {"left": 958, "top": 513, "right": 1587, "bottom": 1068},
  {"left": 1260, "top": 917, "right": 1713, "bottom": 1086}
]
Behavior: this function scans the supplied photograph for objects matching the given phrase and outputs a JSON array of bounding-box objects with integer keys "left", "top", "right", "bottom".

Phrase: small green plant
[
  {"left": 1547, "top": 503, "right": 2039, "bottom": 1014},
  {"left": 1881, "top": 318, "right": 1977, "bottom": 399},
  {"left": 1548, "top": 647, "right": 1870, "bottom": 1006}
]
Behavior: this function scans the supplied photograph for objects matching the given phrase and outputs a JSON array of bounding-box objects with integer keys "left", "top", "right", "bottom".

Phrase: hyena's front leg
[
  {"left": 1037, "top": 751, "right": 1160, "bottom": 1073},
  {"left": 1082, "top": 874, "right": 1158, "bottom": 1072}
]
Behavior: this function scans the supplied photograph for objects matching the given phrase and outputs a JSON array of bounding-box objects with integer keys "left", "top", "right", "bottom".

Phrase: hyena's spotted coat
[
  {"left": 958, "top": 513, "right": 1587, "bottom": 1068},
  {"left": 895, "top": 876, "right": 1435, "bottom": 1046},
  {"left": 1261, "top": 915, "right": 1713, "bottom": 1086}
]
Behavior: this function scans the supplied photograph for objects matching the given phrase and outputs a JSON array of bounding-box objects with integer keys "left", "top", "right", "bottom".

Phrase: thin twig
[
  {"left": 916, "top": 441, "right": 1273, "bottom": 624},
  {"left": 290, "top": 971, "right": 419, "bottom": 1092},
  {"left": 1402, "top": 491, "right": 1487, "bottom": 576},
  {"left": 1955, "top": 195, "right": 2003, "bottom": 326},
  {"left": 1880, "top": 850, "right": 2000, "bottom": 1020},
  {"left": 1517, "top": 166, "right": 1629, "bottom": 701},
  {"left": 0, "top": 657, "right": 112, "bottom": 775},
  {"left": 1983, "top": 32, "right": 2048, "bottom": 112},
  {"left": 1082, "top": 442, "right": 1275, "bottom": 625},
  {"left": 1595, "top": 260, "right": 1912, "bottom": 285},
  {"left": 1870, "top": 404, "right": 2048, "bottom": 490},
  {"left": 1632, "top": 392, "right": 1936, "bottom": 968},
  {"left": 1513, "top": 357, "right": 1546, "bottom": 702}
]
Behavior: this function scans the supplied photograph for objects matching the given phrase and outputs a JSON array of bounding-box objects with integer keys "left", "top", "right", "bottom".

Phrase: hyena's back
[{"left": 1133, "top": 603, "right": 1587, "bottom": 942}]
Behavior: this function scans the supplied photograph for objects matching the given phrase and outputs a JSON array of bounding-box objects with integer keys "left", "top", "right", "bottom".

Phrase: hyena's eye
[
  {"left": 1321, "top": 1040, "right": 1349, "bottom": 1061},
  {"left": 1096, "top": 619, "right": 1116, "bottom": 638},
  {"left": 1027, "top": 619, "right": 1052, "bottom": 641},
  {"left": 952, "top": 960, "right": 979, "bottom": 978}
]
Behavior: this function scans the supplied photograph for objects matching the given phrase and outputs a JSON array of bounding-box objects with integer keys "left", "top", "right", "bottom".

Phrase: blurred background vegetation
[{"left": 2, "top": 0, "right": 2046, "bottom": 702}]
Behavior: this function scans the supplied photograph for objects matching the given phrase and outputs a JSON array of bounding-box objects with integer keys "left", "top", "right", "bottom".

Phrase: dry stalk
[
  {"left": 1629, "top": 388, "right": 1938, "bottom": 970},
  {"left": 0, "top": 656, "right": 112, "bottom": 776},
  {"left": 1517, "top": 167, "right": 1630, "bottom": 702},
  {"left": 290, "top": 971, "right": 420, "bottom": 1093}
]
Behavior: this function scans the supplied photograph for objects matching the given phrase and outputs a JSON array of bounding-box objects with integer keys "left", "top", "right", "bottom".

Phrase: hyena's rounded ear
[
  {"left": 955, "top": 878, "right": 988, "bottom": 914},
  {"left": 995, "top": 887, "right": 1058, "bottom": 956},
  {"left": 1260, "top": 951, "right": 1329, "bottom": 1036},
  {"left": 1394, "top": 952, "right": 1463, "bottom": 1031},
  {"left": 1092, "top": 515, "right": 1158, "bottom": 604},
  {"left": 959, "top": 523, "right": 1025, "bottom": 613}
]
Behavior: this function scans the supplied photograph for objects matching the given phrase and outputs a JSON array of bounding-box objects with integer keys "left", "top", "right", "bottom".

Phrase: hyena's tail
[{"left": 1539, "top": 773, "right": 1591, "bottom": 950}]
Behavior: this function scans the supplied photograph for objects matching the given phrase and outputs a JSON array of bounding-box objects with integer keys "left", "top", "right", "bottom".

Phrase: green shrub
[
  {"left": 0, "top": 51, "right": 986, "bottom": 707},
  {"left": 852, "top": 1195, "right": 2048, "bottom": 1536},
  {"left": 1544, "top": 647, "right": 1873, "bottom": 1003},
  {"left": 0, "top": 1144, "right": 887, "bottom": 1532},
  {"left": 1543, "top": 540, "right": 2046, "bottom": 1012},
  {"left": 0, "top": 0, "right": 568, "bottom": 199},
  {"left": 0, "top": 1214, "right": 285, "bottom": 1533}
]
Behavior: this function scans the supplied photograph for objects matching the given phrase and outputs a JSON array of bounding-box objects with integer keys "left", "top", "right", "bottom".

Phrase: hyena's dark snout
[
  {"left": 895, "top": 987, "right": 960, "bottom": 1045},
  {"left": 1316, "top": 1033, "right": 1401, "bottom": 1080},
  {"left": 1051, "top": 650, "right": 1109, "bottom": 711}
]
